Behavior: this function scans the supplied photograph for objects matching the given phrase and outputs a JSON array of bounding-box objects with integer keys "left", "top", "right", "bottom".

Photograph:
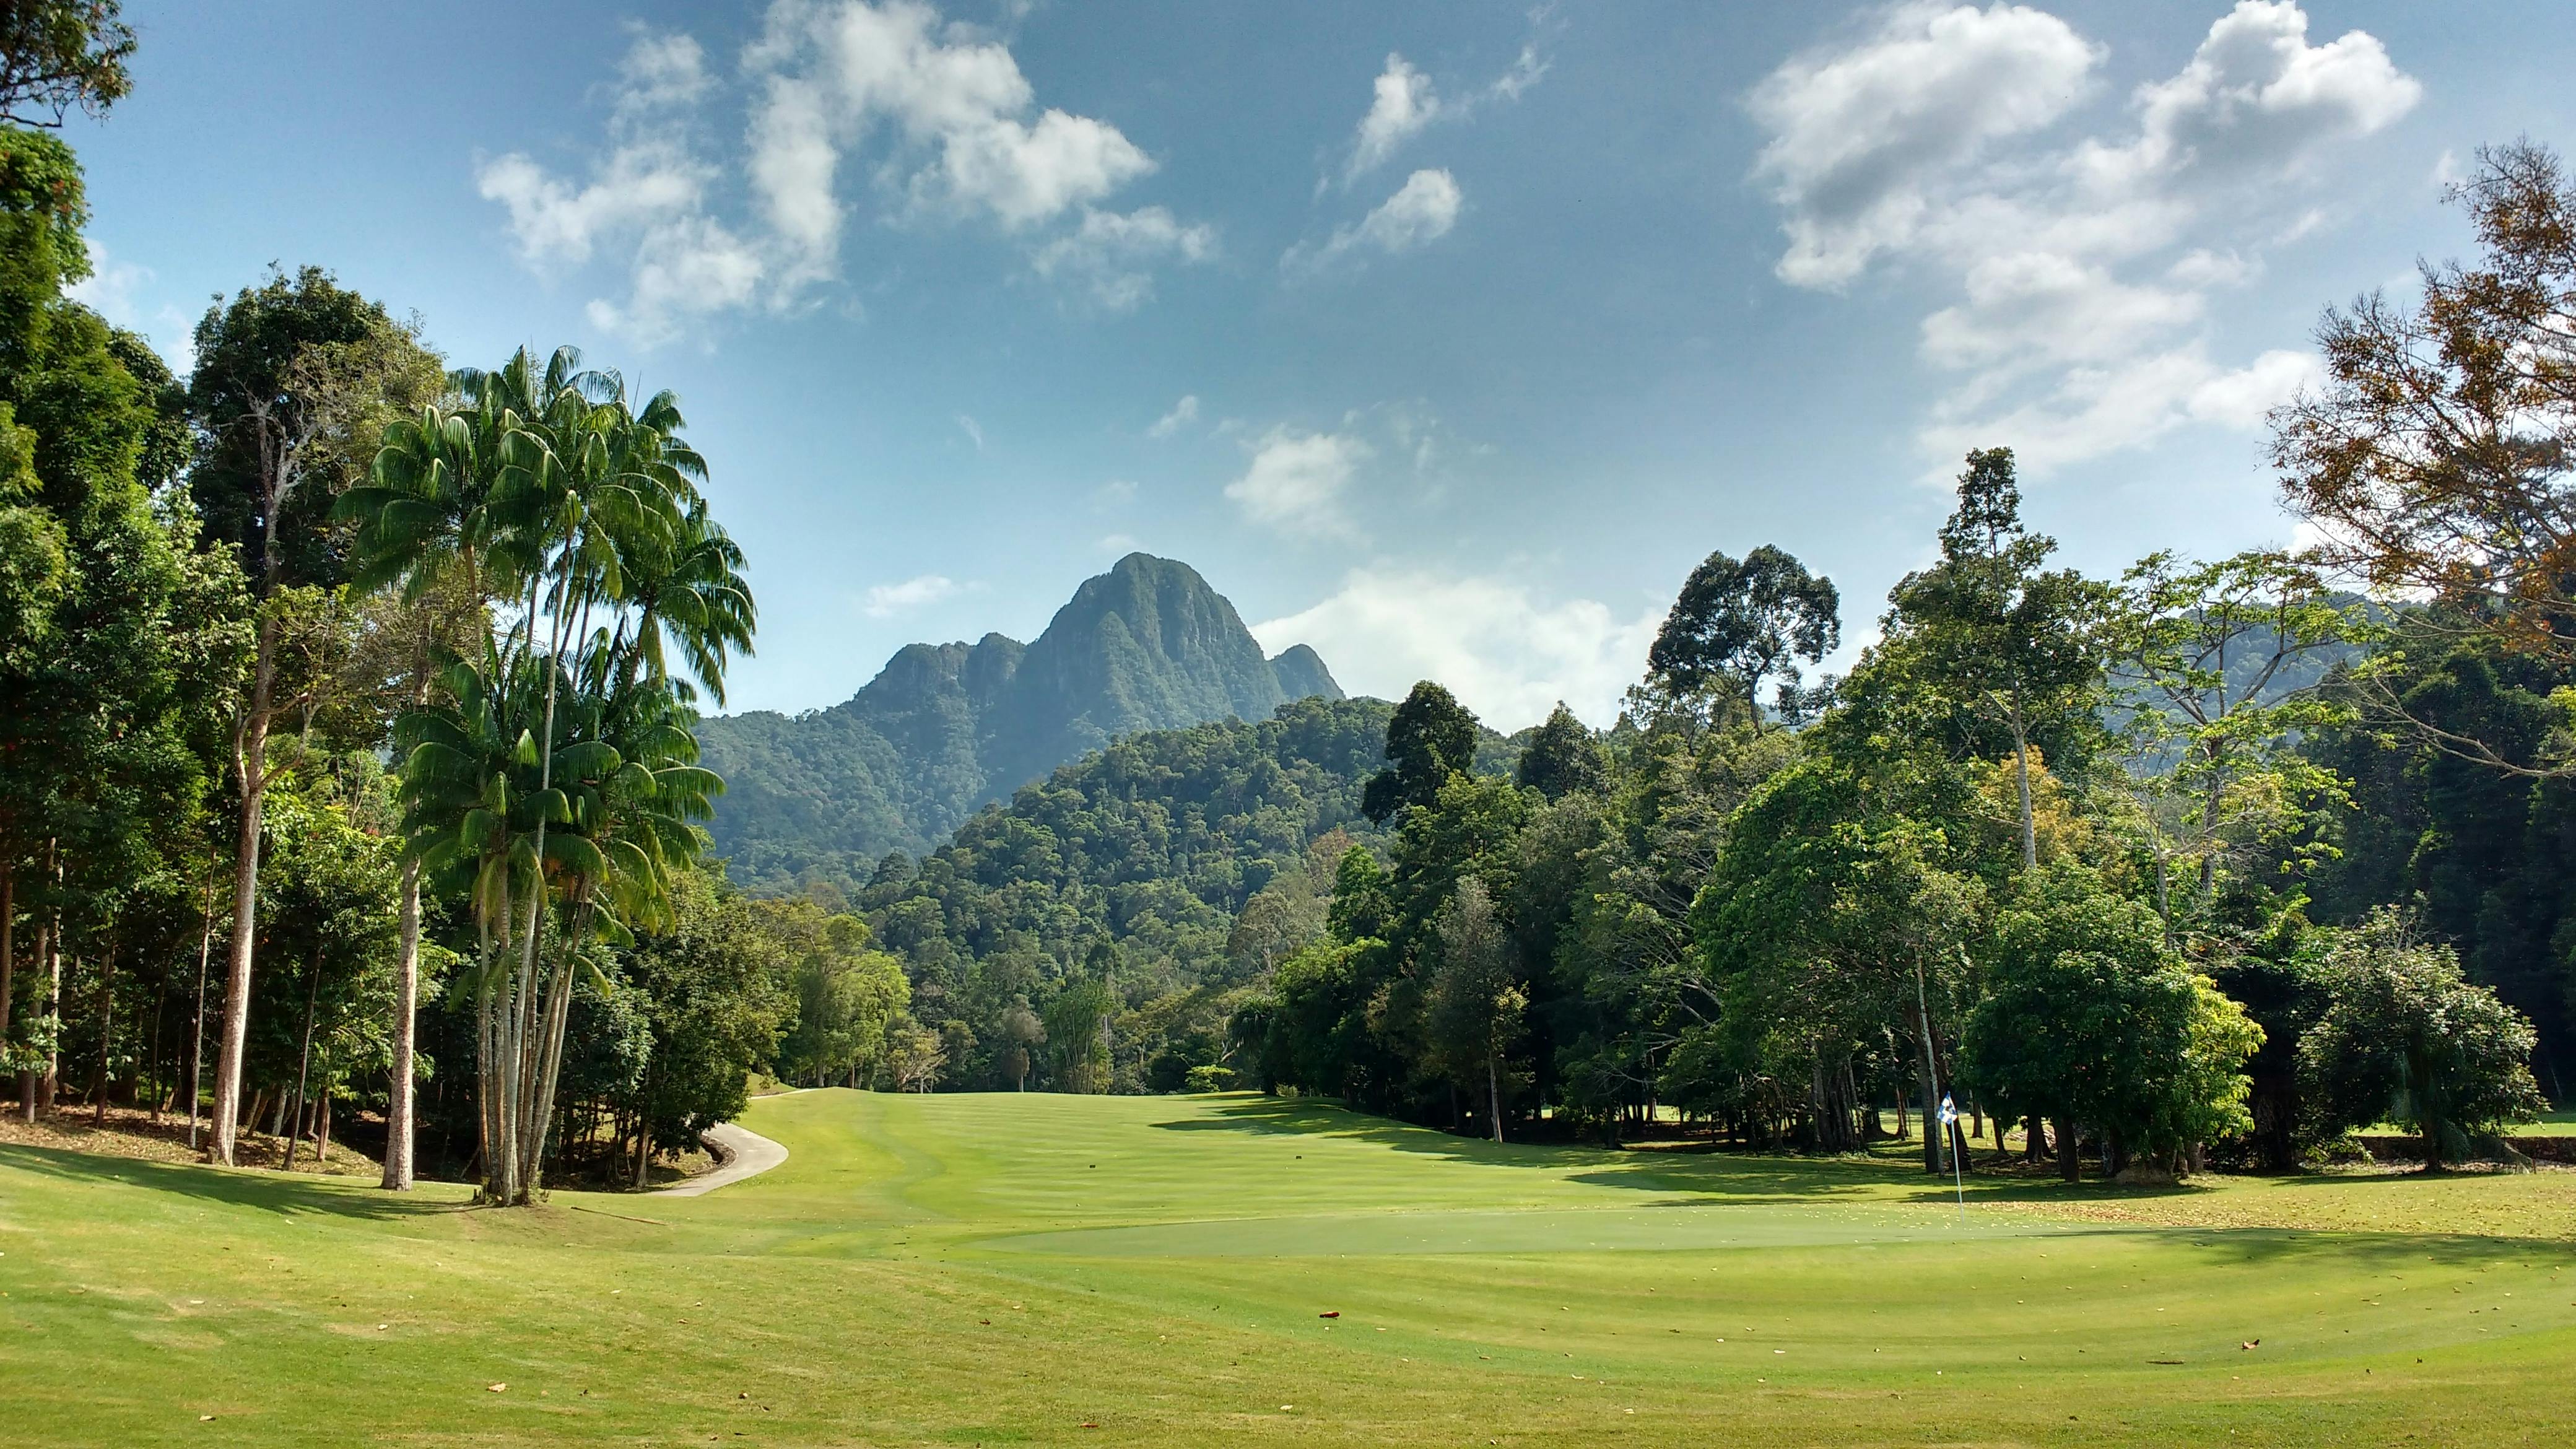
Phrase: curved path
[{"left": 656, "top": 1121, "right": 788, "bottom": 1197}]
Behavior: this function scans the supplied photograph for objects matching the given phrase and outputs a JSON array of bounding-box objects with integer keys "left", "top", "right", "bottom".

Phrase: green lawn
[{"left": 3, "top": 1090, "right": 2571, "bottom": 1447}]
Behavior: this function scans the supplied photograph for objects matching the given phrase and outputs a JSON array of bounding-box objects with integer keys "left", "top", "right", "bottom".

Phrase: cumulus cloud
[
  {"left": 66, "top": 239, "right": 196, "bottom": 373},
  {"left": 1253, "top": 568, "right": 1660, "bottom": 730},
  {"left": 1225, "top": 429, "right": 1372, "bottom": 536},
  {"left": 477, "top": 3, "right": 1202, "bottom": 342},
  {"left": 1751, "top": 1, "right": 2101, "bottom": 289},
  {"left": 1146, "top": 393, "right": 1199, "bottom": 439},
  {"left": 1340, "top": 34, "right": 1551, "bottom": 183},
  {"left": 861, "top": 573, "right": 961, "bottom": 617},
  {"left": 1749, "top": 1, "right": 2420, "bottom": 474},
  {"left": 1349, "top": 55, "right": 1443, "bottom": 180},
  {"left": 1287, "top": 168, "right": 1463, "bottom": 273},
  {"left": 1027, "top": 206, "right": 1216, "bottom": 310}
]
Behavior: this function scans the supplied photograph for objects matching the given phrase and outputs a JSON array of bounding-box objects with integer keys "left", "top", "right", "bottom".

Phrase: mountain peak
[{"left": 696, "top": 559, "right": 1343, "bottom": 890}]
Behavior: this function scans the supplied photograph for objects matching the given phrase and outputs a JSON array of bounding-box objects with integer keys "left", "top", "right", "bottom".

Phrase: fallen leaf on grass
[
  {"left": 1318, "top": 1311, "right": 1339, "bottom": 1319},
  {"left": 487, "top": 1383, "right": 507, "bottom": 1393}
]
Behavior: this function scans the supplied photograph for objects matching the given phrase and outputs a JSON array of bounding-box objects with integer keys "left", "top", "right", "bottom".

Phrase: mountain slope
[{"left": 698, "top": 555, "right": 1343, "bottom": 892}]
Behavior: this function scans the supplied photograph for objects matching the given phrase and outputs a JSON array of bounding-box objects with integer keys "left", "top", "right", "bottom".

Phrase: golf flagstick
[{"left": 1938, "top": 1093, "right": 1965, "bottom": 1224}]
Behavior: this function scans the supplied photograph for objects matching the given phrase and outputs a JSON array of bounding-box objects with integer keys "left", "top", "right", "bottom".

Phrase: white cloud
[
  {"left": 1225, "top": 428, "right": 1372, "bottom": 536},
  {"left": 749, "top": 0, "right": 1152, "bottom": 235},
  {"left": 1253, "top": 568, "right": 1660, "bottom": 730},
  {"left": 1094, "top": 478, "right": 1138, "bottom": 507},
  {"left": 583, "top": 214, "right": 765, "bottom": 346},
  {"left": 1350, "top": 55, "right": 1443, "bottom": 180},
  {"left": 955, "top": 414, "right": 985, "bottom": 450},
  {"left": 1750, "top": 1, "right": 2421, "bottom": 473},
  {"left": 66, "top": 240, "right": 196, "bottom": 373},
  {"left": 1750, "top": 1, "right": 2102, "bottom": 289},
  {"left": 862, "top": 573, "right": 960, "bottom": 617},
  {"left": 479, "top": 2, "right": 1201, "bottom": 341},
  {"left": 1288, "top": 168, "right": 1463, "bottom": 273},
  {"left": 1146, "top": 393, "right": 1199, "bottom": 439},
  {"left": 1339, "top": 31, "right": 1551, "bottom": 183},
  {"left": 1028, "top": 205, "right": 1216, "bottom": 310}
]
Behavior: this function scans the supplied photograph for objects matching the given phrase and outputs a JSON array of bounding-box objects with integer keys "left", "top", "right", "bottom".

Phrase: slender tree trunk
[
  {"left": 2055, "top": 1116, "right": 2080, "bottom": 1183},
  {"left": 0, "top": 863, "right": 13, "bottom": 1081},
  {"left": 212, "top": 615, "right": 279, "bottom": 1165},
  {"left": 19, "top": 859, "right": 45, "bottom": 1121},
  {"left": 41, "top": 913, "right": 60, "bottom": 1110},
  {"left": 187, "top": 892, "right": 212, "bottom": 1151},
  {"left": 2009, "top": 695, "right": 2037, "bottom": 870},
  {"left": 381, "top": 857, "right": 422, "bottom": 1191},
  {"left": 90, "top": 938, "right": 116, "bottom": 1125},
  {"left": 1912, "top": 969, "right": 1943, "bottom": 1175},
  {"left": 1487, "top": 1050, "right": 1503, "bottom": 1144},
  {"left": 146, "top": 956, "right": 165, "bottom": 1123},
  {"left": 282, "top": 941, "right": 321, "bottom": 1172}
]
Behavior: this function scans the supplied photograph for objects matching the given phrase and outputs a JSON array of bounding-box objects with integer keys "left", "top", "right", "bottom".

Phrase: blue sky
[{"left": 63, "top": 2, "right": 2576, "bottom": 728}]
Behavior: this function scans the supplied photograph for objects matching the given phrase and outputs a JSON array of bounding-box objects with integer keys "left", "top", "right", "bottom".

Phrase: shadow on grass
[
  {"left": 1156, "top": 1095, "right": 2008, "bottom": 1206},
  {"left": 1154, "top": 1097, "right": 2576, "bottom": 1235},
  {"left": 0, "top": 1142, "right": 480, "bottom": 1223}
]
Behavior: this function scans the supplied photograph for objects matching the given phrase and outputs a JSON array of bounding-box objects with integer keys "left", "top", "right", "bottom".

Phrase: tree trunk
[
  {"left": 0, "top": 863, "right": 12, "bottom": 1083},
  {"left": 1912, "top": 973, "right": 1943, "bottom": 1175},
  {"left": 90, "top": 938, "right": 116, "bottom": 1125},
  {"left": 146, "top": 955, "right": 165, "bottom": 1123},
  {"left": 2055, "top": 1116, "right": 2079, "bottom": 1182},
  {"left": 1487, "top": 1051, "right": 1503, "bottom": 1144},
  {"left": 2009, "top": 697, "right": 2038, "bottom": 870},
  {"left": 282, "top": 941, "right": 321, "bottom": 1172},
  {"left": 212, "top": 614, "right": 279, "bottom": 1166},
  {"left": 187, "top": 895, "right": 212, "bottom": 1151},
  {"left": 381, "top": 857, "right": 422, "bottom": 1191}
]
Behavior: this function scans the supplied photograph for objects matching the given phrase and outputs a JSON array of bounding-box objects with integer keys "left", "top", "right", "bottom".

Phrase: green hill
[{"left": 698, "top": 555, "right": 1344, "bottom": 893}]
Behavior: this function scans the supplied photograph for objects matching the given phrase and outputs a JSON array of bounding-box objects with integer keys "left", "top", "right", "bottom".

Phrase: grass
[{"left": 2, "top": 1090, "right": 2571, "bottom": 1447}]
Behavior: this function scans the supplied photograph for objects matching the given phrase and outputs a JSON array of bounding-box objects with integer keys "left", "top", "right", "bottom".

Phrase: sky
[{"left": 60, "top": 1, "right": 2576, "bottom": 729}]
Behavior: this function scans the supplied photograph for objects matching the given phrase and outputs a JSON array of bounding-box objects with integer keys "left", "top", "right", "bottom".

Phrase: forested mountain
[
  {"left": 851, "top": 695, "right": 1397, "bottom": 1092},
  {"left": 698, "top": 554, "right": 1344, "bottom": 893}
]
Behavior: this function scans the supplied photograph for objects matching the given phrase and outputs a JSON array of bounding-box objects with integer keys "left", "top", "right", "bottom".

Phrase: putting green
[{"left": 2, "top": 1087, "right": 2570, "bottom": 1447}]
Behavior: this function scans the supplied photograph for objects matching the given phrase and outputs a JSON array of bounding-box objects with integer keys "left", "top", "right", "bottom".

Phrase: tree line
[
  {"left": 0, "top": 7, "right": 933, "bottom": 1201},
  {"left": 1219, "top": 146, "right": 2576, "bottom": 1175}
]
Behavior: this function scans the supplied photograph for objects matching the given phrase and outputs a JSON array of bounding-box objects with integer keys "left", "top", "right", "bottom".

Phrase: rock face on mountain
[{"left": 697, "top": 554, "right": 1343, "bottom": 892}]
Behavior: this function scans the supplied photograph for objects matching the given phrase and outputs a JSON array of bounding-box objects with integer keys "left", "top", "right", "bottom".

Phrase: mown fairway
[{"left": 4, "top": 1091, "right": 2572, "bottom": 1447}]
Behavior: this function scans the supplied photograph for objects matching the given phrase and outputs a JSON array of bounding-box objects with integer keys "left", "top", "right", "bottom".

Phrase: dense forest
[{"left": 1, "top": 2, "right": 2567, "bottom": 1203}]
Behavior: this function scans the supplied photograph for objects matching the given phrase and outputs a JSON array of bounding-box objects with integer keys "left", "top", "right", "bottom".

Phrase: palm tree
[{"left": 351, "top": 345, "right": 748, "bottom": 1204}]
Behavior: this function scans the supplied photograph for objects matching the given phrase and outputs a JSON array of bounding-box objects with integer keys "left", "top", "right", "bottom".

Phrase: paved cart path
[{"left": 657, "top": 1121, "right": 788, "bottom": 1197}]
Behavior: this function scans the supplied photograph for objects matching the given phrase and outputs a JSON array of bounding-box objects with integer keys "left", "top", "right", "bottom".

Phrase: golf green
[{"left": 2, "top": 1088, "right": 2570, "bottom": 1446}]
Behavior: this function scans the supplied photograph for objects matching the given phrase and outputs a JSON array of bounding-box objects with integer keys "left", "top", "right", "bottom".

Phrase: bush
[{"left": 1182, "top": 1064, "right": 1238, "bottom": 1094}]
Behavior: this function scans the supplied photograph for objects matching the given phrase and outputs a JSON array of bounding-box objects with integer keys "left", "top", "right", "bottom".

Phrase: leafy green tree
[
  {"left": 1647, "top": 544, "right": 1840, "bottom": 726},
  {"left": 611, "top": 867, "right": 790, "bottom": 1185},
  {"left": 1362, "top": 681, "right": 1478, "bottom": 823},
  {"left": 765, "top": 900, "right": 907, "bottom": 1088},
  {"left": 1426, "top": 877, "right": 1523, "bottom": 1142},
  {"left": 0, "top": 2, "right": 133, "bottom": 126},
  {"left": 1692, "top": 751, "right": 1986, "bottom": 1165},
  {"left": 2110, "top": 549, "right": 2360, "bottom": 910},
  {"left": 1513, "top": 702, "right": 1606, "bottom": 799},
  {"left": 2299, "top": 912, "right": 2545, "bottom": 1169},
  {"left": 188, "top": 267, "right": 440, "bottom": 1165},
  {"left": 1876, "top": 448, "right": 2112, "bottom": 869},
  {"left": 0, "top": 126, "right": 245, "bottom": 1118},
  {"left": 1962, "top": 863, "right": 2261, "bottom": 1179},
  {"left": 1043, "top": 969, "right": 1114, "bottom": 1094}
]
